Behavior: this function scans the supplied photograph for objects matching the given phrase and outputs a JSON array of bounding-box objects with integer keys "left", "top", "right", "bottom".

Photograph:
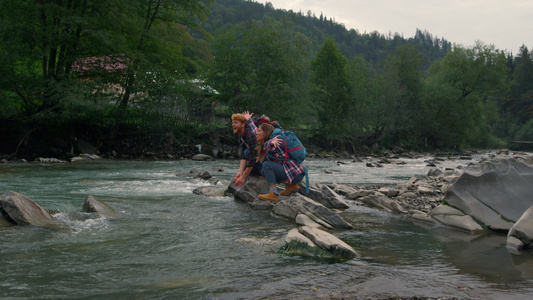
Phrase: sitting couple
[{"left": 232, "top": 112, "right": 305, "bottom": 203}]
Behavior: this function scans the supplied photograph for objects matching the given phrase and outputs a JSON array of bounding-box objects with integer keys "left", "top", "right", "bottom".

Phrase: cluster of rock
[
  {"left": 1, "top": 153, "right": 102, "bottom": 164},
  {"left": 221, "top": 151, "right": 533, "bottom": 259},
  {"left": 329, "top": 152, "right": 533, "bottom": 252},
  {"left": 225, "top": 177, "right": 360, "bottom": 259},
  {"left": 0, "top": 192, "right": 119, "bottom": 227}
]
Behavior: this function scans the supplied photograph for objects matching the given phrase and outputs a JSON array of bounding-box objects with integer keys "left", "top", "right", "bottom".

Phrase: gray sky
[{"left": 266, "top": 0, "right": 532, "bottom": 53}]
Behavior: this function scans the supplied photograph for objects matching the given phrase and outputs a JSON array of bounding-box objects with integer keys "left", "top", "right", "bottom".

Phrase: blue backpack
[
  {"left": 269, "top": 128, "right": 307, "bottom": 164},
  {"left": 269, "top": 128, "right": 310, "bottom": 193}
]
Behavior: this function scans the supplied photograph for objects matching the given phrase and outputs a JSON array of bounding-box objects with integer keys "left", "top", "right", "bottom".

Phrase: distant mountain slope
[{"left": 202, "top": 0, "right": 451, "bottom": 68}]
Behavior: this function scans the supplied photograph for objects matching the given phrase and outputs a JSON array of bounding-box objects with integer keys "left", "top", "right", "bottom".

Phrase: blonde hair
[
  {"left": 231, "top": 113, "right": 246, "bottom": 123},
  {"left": 256, "top": 123, "right": 275, "bottom": 162}
]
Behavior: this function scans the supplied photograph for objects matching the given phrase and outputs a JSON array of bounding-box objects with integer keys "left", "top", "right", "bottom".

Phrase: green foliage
[
  {"left": 208, "top": 17, "right": 314, "bottom": 128},
  {"left": 420, "top": 42, "right": 509, "bottom": 149},
  {"left": 0, "top": 0, "right": 529, "bottom": 158},
  {"left": 512, "top": 119, "right": 533, "bottom": 150},
  {"left": 311, "top": 37, "right": 351, "bottom": 136}
]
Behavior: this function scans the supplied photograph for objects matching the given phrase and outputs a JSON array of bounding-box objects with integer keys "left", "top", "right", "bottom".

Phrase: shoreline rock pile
[
  {"left": 329, "top": 151, "right": 533, "bottom": 252},
  {"left": 224, "top": 150, "right": 533, "bottom": 258}
]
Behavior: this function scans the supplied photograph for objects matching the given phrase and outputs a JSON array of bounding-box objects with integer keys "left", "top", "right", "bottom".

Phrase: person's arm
[
  {"left": 234, "top": 159, "right": 247, "bottom": 181},
  {"left": 235, "top": 165, "right": 253, "bottom": 187}
]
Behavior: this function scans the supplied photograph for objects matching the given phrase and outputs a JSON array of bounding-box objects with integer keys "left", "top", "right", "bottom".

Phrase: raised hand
[
  {"left": 270, "top": 135, "right": 282, "bottom": 147},
  {"left": 243, "top": 111, "right": 254, "bottom": 121}
]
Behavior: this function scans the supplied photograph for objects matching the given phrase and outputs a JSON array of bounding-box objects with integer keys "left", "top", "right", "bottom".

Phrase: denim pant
[
  {"left": 261, "top": 160, "right": 304, "bottom": 185},
  {"left": 243, "top": 148, "right": 262, "bottom": 176}
]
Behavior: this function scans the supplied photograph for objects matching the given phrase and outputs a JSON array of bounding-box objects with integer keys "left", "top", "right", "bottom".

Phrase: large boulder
[
  {"left": 507, "top": 205, "right": 533, "bottom": 250},
  {"left": 281, "top": 226, "right": 359, "bottom": 259},
  {"left": 193, "top": 186, "right": 228, "bottom": 197},
  {"left": 0, "top": 191, "right": 54, "bottom": 226},
  {"left": 82, "top": 195, "right": 119, "bottom": 218},
  {"left": 226, "top": 176, "right": 269, "bottom": 204},
  {"left": 298, "top": 226, "right": 359, "bottom": 258},
  {"left": 443, "top": 158, "right": 533, "bottom": 231}
]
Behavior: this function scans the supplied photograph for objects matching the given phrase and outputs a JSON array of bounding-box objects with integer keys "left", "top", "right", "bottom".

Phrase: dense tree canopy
[{"left": 0, "top": 0, "right": 531, "bottom": 159}]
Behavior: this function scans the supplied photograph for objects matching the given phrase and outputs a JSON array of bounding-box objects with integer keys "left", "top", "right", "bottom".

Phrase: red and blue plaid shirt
[
  {"left": 239, "top": 120, "right": 258, "bottom": 167},
  {"left": 264, "top": 139, "right": 305, "bottom": 184}
]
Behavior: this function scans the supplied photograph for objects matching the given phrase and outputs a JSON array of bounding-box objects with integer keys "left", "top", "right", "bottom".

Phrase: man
[{"left": 232, "top": 111, "right": 262, "bottom": 187}]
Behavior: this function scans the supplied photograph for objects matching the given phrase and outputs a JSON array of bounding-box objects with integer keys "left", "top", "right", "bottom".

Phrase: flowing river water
[{"left": 1, "top": 155, "right": 533, "bottom": 299}]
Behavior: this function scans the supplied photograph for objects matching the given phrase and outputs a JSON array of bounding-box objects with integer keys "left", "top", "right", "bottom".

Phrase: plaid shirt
[
  {"left": 264, "top": 139, "right": 305, "bottom": 184},
  {"left": 239, "top": 119, "right": 258, "bottom": 167}
]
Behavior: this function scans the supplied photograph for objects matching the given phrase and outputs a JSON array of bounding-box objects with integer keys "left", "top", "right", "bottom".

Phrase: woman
[{"left": 255, "top": 123, "right": 305, "bottom": 203}]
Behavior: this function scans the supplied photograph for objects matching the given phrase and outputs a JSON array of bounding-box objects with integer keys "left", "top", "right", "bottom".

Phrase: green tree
[
  {"left": 116, "top": 0, "right": 213, "bottom": 109},
  {"left": 421, "top": 42, "right": 508, "bottom": 148},
  {"left": 387, "top": 44, "right": 424, "bottom": 145},
  {"left": 0, "top": 0, "right": 215, "bottom": 157},
  {"left": 209, "top": 17, "right": 312, "bottom": 127},
  {"left": 506, "top": 46, "right": 533, "bottom": 123},
  {"left": 310, "top": 37, "right": 351, "bottom": 136}
]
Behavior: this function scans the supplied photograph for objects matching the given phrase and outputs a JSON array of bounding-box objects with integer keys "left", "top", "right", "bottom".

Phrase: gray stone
[
  {"left": 417, "top": 185, "right": 435, "bottom": 195},
  {"left": 301, "top": 182, "right": 349, "bottom": 209},
  {"left": 359, "top": 194, "right": 408, "bottom": 214},
  {"left": 298, "top": 226, "right": 359, "bottom": 258},
  {"left": 195, "top": 170, "right": 212, "bottom": 179},
  {"left": 0, "top": 191, "right": 54, "bottom": 226},
  {"left": 193, "top": 186, "right": 227, "bottom": 197},
  {"left": 346, "top": 189, "right": 370, "bottom": 200},
  {"left": 507, "top": 205, "right": 533, "bottom": 250},
  {"left": 285, "top": 228, "right": 315, "bottom": 247},
  {"left": 411, "top": 210, "right": 438, "bottom": 224},
  {"left": 273, "top": 194, "right": 353, "bottom": 229},
  {"left": 226, "top": 176, "right": 269, "bottom": 203},
  {"left": 444, "top": 158, "right": 533, "bottom": 231},
  {"left": 71, "top": 153, "right": 100, "bottom": 162},
  {"left": 330, "top": 183, "right": 358, "bottom": 196},
  {"left": 38, "top": 157, "right": 67, "bottom": 163},
  {"left": 429, "top": 204, "right": 465, "bottom": 216},
  {"left": 428, "top": 167, "right": 444, "bottom": 177},
  {"left": 82, "top": 195, "right": 119, "bottom": 218},
  {"left": 431, "top": 214, "right": 484, "bottom": 233},
  {"left": 507, "top": 236, "right": 526, "bottom": 250},
  {"left": 295, "top": 213, "right": 322, "bottom": 228},
  {"left": 0, "top": 195, "right": 15, "bottom": 227},
  {"left": 250, "top": 198, "right": 274, "bottom": 210}
]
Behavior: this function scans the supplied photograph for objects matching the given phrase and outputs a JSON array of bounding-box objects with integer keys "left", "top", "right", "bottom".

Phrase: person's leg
[
  {"left": 259, "top": 161, "right": 286, "bottom": 203},
  {"left": 261, "top": 161, "right": 287, "bottom": 186},
  {"left": 280, "top": 172, "right": 304, "bottom": 196}
]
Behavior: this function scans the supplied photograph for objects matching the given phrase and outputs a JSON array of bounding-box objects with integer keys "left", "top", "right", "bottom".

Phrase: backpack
[
  {"left": 252, "top": 115, "right": 283, "bottom": 129},
  {"left": 269, "top": 128, "right": 307, "bottom": 164},
  {"left": 268, "top": 128, "right": 309, "bottom": 193}
]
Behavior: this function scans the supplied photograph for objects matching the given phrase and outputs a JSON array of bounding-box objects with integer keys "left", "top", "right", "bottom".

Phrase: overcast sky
[{"left": 266, "top": 0, "right": 532, "bottom": 53}]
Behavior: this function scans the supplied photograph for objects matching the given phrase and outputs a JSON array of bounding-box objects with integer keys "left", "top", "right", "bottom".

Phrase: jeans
[
  {"left": 261, "top": 160, "right": 304, "bottom": 185},
  {"left": 243, "top": 148, "right": 262, "bottom": 176}
]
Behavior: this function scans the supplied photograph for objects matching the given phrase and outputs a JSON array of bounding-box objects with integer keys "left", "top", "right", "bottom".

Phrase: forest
[{"left": 1, "top": 0, "right": 532, "bottom": 159}]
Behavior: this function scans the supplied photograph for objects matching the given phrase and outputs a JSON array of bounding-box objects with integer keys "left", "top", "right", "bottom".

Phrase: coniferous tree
[{"left": 311, "top": 37, "right": 351, "bottom": 137}]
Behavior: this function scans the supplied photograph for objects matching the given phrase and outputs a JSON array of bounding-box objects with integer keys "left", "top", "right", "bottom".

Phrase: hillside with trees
[{"left": 0, "top": 0, "right": 532, "bottom": 160}]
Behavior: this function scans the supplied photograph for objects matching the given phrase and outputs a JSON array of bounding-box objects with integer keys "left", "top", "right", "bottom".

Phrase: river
[{"left": 1, "top": 155, "right": 533, "bottom": 299}]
